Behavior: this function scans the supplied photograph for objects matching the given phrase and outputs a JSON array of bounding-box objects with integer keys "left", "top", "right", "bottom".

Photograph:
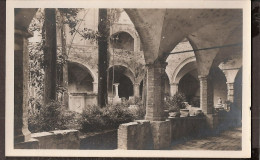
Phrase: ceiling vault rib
[{"left": 168, "top": 42, "right": 242, "bottom": 55}]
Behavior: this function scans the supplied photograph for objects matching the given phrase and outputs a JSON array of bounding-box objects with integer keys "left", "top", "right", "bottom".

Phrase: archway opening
[
  {"left": 209, "top": 67, "right": 228, "bottom": 107},
  {"left": 179, "top": 69, "right": 200, "bottom": 106},
  {"left": 164, "top": 73, "right": 170, "bottom": 96},
  {"left": 108, "top": 65, "right": 134, "bottom": 99},
  {"left": 110, "top": 32, "right": 134, "bottom": 51},
  {"left": 68, "top": 62, "right": 94, "bottom": 93},
  {"left": 67, "top": 62, "right": 96, "bottom": 112}
]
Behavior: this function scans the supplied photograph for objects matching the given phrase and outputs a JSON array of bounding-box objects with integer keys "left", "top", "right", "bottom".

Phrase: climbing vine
[
  {"left": 28, "top": 8, "right": 99, "bottom": 111},
  {"left": 28, "top": 8, "right": 125, "bottom": 110}
]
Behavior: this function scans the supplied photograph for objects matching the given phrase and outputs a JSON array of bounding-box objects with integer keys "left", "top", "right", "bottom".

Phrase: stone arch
[
  {"left": 209, "top": 66, "right": 228, "bottom": 106},
  {"left": 111, "top": 24, "right": 141, "bottom": 52},
  {"left": 67, "top": 58, "right": 98, "bottom": 83},
  {"left": 108, "top": 64, "right": 135, "bottom": 84},
  {"left": 171, "top": 57, "right": 197, "bottom": 84},
  {"left": 110, "top": 31, "right": 135, "bottom": 51},
  {"left": 178, "top": 70, "right": 200, "bottom": 104},
  {"left": 108, "top": 65, "right": 135, "bottom": 99}
]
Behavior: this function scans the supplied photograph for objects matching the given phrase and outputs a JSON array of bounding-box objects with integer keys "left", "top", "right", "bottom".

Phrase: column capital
[
  {"left": 113, "top": 83, "right": 119, "bottom": 86},
  {"left": 134, "top": 83, "right": 140, "bottom": 86},
  {"left": 226, "top": 82, "right": 235, "bottom": 85},
  {"left": 198, "top": 75, "right": 208, "bottom": 80},
  {"left": 170, "top": 82, "right": 179, "bottom": 86},
  {"left": 146, "top": 60, "right": 168, "bottom": 69}
]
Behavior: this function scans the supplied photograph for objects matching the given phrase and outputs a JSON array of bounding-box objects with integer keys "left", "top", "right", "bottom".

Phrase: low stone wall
[
  {"left": 80, "top": 130, "right": 117, "bottom": 150},
  {"left": 31, "top": 130, "right": 80, "bottom": 149},
  {"left": 117, "top": 116, "right": 209, "bottom": 150},
  {"left": 169, "top": 115, "right": 207, "bottom": 140},
  {"left": 118, "top": 120, "right": 171, "bottom": 150}
]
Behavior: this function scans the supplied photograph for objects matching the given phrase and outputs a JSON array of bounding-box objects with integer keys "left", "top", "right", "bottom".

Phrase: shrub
[
  {"left": 102, "top": 104, "right": 134, "bottom": 129},
  {"left": 129, "top": 105, "right": 146, "bottom": 120},
  {"left": 80, "top": 105, "right": 105, "bottom": 132},
  {"left": 165, "top": 92, "right": 187, "bottom": 112},
  {"left": 80, "top": 103, "right": 145, "bottom": 133},
  {"left": 28, "top": 101, "right": 73, "bottom": 133}
]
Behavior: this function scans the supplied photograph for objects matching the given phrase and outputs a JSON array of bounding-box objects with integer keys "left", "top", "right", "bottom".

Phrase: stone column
[
  {"left": 170, "top": 83, "right": 178, "bottom": 96},
  {"left": 113, "top": 83, "right": 119, "bottom": 98},
  {"left": 198, "top": 75, "right": 213, "bottom": 114},
  {"left": 145, "top": 61, "right": 167, "bottom": 121},
  {"left": 226, "top": 82, "right": 235, "bottom": 102},
  {"left": 43, "top": 8, "right": 57, "bottom": 104},
  {"left": 92, "top": 82, "right": 98, "bottom": 94},
  {"left": 133, "top": 83, "right": 140, "bottom": 97},
  {"left": 14, "top": 29, "right": 32, "bottom": 144},
  {"left": 222, "top": 68, "right": 239, "bottom": 103}
]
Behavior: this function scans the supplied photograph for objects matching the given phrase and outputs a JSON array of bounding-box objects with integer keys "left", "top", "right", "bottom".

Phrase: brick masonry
[
  {"left": 145, "top": 61, "right": 167, "bottom": 121},
  {"left": 118, "top": 120, "right": 171, "bottom": 150}
]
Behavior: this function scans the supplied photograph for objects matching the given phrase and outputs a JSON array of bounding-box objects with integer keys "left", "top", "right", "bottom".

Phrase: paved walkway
[{"left": 171, "top": 127, "right": 242, "bottom": 150}]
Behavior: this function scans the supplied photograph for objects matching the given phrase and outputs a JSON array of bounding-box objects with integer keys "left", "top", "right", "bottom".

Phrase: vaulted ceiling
[{"left": 124, "top": 9, "right": 242, "bottom": 75}]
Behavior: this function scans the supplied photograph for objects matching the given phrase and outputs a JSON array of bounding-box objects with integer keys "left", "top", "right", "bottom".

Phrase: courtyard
[{"left": 11, "top": 6, "right": 249, "bottom": 154}]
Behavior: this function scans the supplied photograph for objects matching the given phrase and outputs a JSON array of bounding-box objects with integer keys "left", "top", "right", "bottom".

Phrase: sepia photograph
[{"left": 6, "top": 0, "right": 251, "bottom": 158}]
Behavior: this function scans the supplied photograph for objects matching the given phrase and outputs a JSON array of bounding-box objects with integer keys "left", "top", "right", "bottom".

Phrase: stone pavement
[{"left": 171, "top": 127, "right": 242, "bottom": 150}]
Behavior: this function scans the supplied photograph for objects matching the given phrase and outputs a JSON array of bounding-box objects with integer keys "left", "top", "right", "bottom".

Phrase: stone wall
[
  {"left": 118, "top": 120, "right": 171, "bottom": 150},
  {"left": 69, "top": 93, "right": 97, "bottom": 113},
  {"left": 169, "top": 116, "right": 207, "bottom": 140},
  {"left": 117, "top": 116, "right": 209, "bottom": 150},
  {"left": 31, "top": 130, "right": 80, "bottom": 149},
  {"left": 80, "top": 130, "right": 117, "bottom": 149}
]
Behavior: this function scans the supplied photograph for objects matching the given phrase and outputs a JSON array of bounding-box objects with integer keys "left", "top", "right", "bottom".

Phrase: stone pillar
[
  {"left": 92, "top": 82, "right": 98, "bottom": 94},
  {"left": 145, "top": 61, "right": 167, "bottom": 121},
  {"left": 198, "top": 75, "right": 213, "bottom": 115},
  {"left": 14, "top": 29, "right": 32, "bottom": 144},
  {"left": 170, "top": 83, "right": 178, "bottom": 96},
  {"left": 43, "top": 8, "right": 57, "bottom": 104},
  {"left": 133, "top": 83, "right": 140, "bottom": 97},
  {"left": 113, "top": 83, "right": 119, "bottom": 98},
  {"left": 226, "top": 82, "right": 235, "bottom": 102}
]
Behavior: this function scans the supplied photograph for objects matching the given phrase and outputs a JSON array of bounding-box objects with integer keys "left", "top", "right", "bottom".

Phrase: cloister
[{"left": 14, "top": 8, "right": 243, "bottom": 150}]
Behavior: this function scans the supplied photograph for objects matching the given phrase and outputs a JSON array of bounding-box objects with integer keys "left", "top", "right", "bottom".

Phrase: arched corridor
[
  {"left": 209, "top": 67, "right": 228, "bottom": 107},
  {"left": 67, "top": 61, "right": 98, "bottom": 113},
  {"left": 178, "top": 70, "right": 200, "bottom": 106},
  {"left": 108, "top": 65, "right": 134, "bottom": 99},
  {"left": 110, "top": 32, "right": 134, "bottom": 51},
  {"left": 68, "top": 62, "right": 94, "bottom": 93}
]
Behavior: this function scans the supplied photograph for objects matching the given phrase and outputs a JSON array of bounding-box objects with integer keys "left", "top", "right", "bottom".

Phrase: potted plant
[
  {"left": 172, "top": 92, "right": 189, "bottom": 117},
  {"left": 168, "top": 105, "right": 180, "bottom": 117}
]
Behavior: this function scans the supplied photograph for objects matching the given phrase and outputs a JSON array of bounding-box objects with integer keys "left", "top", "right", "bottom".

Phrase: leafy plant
[
  {"left": 28, "top": 101, "right": 74, "bottom": 133},
  {"left": 165, "top": 92, "right": 187, "bottom": 112},
  {"left": 79, "top": 103, "right": 145, "bottom": 133}
]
